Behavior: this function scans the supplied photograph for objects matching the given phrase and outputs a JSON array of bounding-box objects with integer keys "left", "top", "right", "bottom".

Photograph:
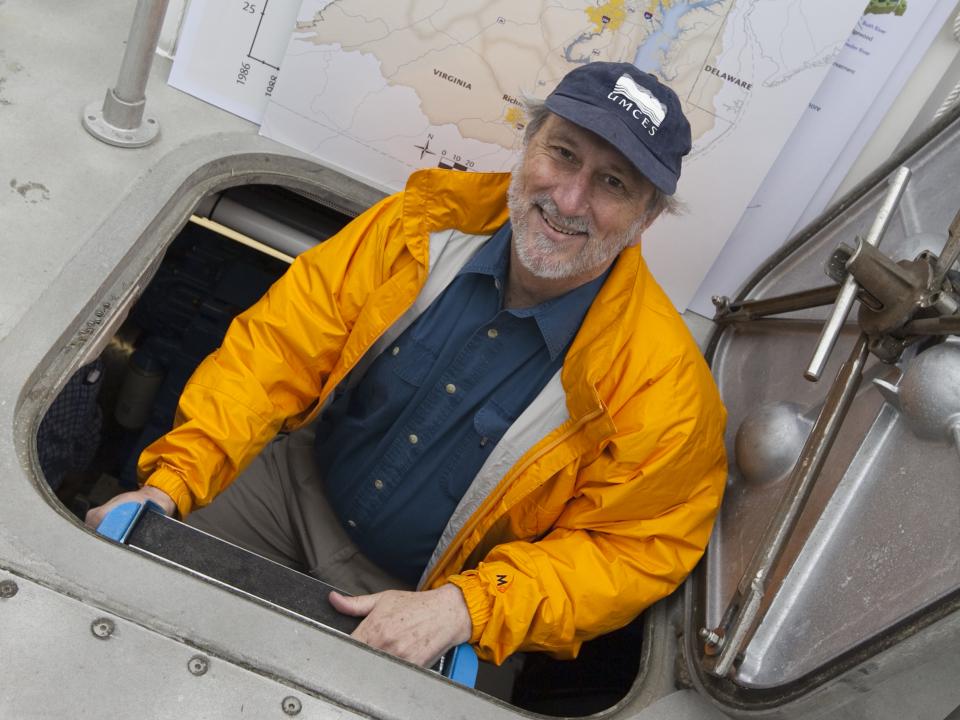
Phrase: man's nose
[{"left": 551, "top": 170, "right": 591, "bottom": 217}]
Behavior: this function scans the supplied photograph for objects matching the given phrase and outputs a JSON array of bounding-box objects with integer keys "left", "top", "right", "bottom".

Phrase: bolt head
[
  {"left": 91, "top": 618, "right": 115, "bottom": 639},
  {"left": 699, "top": 626, "right": 724, "bottom": 654},
  {"left": 0, "top": 580, "right": 18, "bottom": 599},
  {"left": 282, "top": 696, "right": 302, "bottom": 716},
  {"left": 188, "top": 655, "right": 209, "bottom": 676}
]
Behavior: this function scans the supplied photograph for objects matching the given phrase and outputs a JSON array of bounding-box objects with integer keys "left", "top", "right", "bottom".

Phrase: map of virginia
[
  {"left": 291, "top": 0, "right": 734, "bottom": 149},
  {"left": 260, "top": 0, "right": 866, "bottom": 308}
]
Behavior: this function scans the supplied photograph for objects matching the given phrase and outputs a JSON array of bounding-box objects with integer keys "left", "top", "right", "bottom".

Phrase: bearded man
[{"left": 87, "top": 62, "right": 727, "bottom": 668}]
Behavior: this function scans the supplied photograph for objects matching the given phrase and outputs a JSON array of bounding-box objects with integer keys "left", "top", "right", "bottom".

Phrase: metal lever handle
[
  {"left": 805, "top": 166, "right": 912, "bottom": 382},
  {"left": 930, "top": 207, "right": 960, "bottom": 292}
]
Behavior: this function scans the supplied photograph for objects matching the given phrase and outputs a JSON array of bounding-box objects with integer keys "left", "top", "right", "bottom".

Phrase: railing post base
[
  {"left": 82, "top": 0, "right": 169, "bottom": 149},
  {"left": 82, "top": 90, "right": 160, "bottom": 149}
]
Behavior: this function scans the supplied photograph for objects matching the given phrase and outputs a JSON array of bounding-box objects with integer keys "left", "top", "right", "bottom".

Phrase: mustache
[{"left": 530, "top": 194, "right": 591, "bottom": 235}]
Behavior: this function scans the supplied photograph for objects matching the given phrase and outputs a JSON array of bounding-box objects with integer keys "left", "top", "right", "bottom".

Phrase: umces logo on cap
[{"left": 607, "top": 73, "right": 666, "bottom": 137}]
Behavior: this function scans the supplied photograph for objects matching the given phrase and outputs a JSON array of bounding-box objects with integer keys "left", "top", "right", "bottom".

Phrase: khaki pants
[{"left": 186, "top": 427, "right": 411, "bottom": 595}]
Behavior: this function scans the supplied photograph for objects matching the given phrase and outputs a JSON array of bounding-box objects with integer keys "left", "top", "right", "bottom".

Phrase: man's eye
[
  {"left": 553, "top": 145, "right": 575, "bottom": 161},
  {"left": 604, "top": 175, "right": 626, "bottom": 191}
]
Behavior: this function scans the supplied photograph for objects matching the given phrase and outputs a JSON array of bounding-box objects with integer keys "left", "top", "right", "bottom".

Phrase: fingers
[
  {"left": 328, "top": 590, "right": 380, "bottom": 617},
  {"left": 329, "top": 586, "right": 472, "bottom": 667}
]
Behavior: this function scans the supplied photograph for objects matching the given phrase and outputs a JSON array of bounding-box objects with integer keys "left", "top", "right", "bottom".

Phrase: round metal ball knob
[
  {"left": 896, "top": 341, "right": 960, "bottom": 450},
  {"left": 735, "top": 401, "right": 813, "bottom": 485}
]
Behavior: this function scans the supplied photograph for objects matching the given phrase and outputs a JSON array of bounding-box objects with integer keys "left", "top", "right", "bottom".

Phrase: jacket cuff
[
  {"left": 447, "top": 571, "right": 493, "bottom": 644},
  {"left": 143, "top": 468, "right": 193, "bottom": 519}
]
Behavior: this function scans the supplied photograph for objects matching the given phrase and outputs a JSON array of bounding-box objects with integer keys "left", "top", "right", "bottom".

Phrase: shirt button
[
  {"left": 445, "top": 383, "right": 457, "bottom": 394},
  {"left": 408, "top": 433, "right": 419, "bottom": 445},
  {"left": 391, "top": 346, "right": 400, "bottom": 356},
  {"left": 347, "top": 519, "right": 357, "bottom": 528},
  {"left": 373, "top": 478, "right": 384, "bottom": 490},
  {"left": 487, "top": 328, "right": 499, "bottom": 339}
]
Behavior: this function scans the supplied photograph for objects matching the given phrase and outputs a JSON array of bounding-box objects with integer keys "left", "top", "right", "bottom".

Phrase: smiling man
[
  {"left": 87, "top": 62, "right": 727, "bottom": 668},
  {"left": 507, "top": 113, "right": 657, "bottom": 302}
]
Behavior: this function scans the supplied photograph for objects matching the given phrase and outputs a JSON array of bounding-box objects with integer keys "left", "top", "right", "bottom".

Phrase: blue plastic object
[
  {"left": 95, "top": 500, "right": 165, "bottom": 543},
  {"left": 443, "top": 642, "right": 479, "bottom": 688}
]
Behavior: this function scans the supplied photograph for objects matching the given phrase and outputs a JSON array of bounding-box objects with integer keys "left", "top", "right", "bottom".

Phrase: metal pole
[
  {"left": 713, "top": 285, "right": 840, "bottom": 324},
  {"left": 82, "top": 0, "right": 170, "bottom": 148},
  {"left": 804, "top": 167, "right": 911, "bottom": 382}
]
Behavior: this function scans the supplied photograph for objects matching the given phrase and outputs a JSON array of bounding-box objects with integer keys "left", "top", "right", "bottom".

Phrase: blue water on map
[{"left": 633, "top": 0, "right": 727, "bottom": 73}]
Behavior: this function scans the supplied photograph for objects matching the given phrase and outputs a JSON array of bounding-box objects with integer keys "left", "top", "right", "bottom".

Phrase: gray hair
[{"left": 520, "top": 97, "right": 684, "bottom": 221}]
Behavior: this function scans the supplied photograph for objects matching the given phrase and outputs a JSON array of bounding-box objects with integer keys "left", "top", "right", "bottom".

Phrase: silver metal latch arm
[{"left": 805, "top": 167, "right": 911, "bottom": 382}]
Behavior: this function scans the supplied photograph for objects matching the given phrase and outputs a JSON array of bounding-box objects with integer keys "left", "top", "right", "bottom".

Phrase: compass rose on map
[{"left": 414, "top": 136, "right": 437, "bottom": 160}]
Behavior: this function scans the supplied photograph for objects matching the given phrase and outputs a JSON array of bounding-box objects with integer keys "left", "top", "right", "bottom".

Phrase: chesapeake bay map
[{"left": 174, "top": 0, "right": 869, "bottom": 307}]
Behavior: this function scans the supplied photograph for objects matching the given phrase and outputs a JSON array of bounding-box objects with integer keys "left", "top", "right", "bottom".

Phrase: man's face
[{"left": 507, "top": 113, "right": 656, "bottom": 285}]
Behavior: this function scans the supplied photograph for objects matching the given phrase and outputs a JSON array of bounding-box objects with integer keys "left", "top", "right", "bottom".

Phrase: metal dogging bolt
[
  {"left": 188, "top": 655, "right": 209, "bottom": 676},
  {"left": 91, "top": 618, "right": 115, "bottom": 639},
  {"left": 282, "top": 696, "right": 302, "bottom": 716},
  {"left": 0, "top": 580, "right": 18, "bottom": 599}
]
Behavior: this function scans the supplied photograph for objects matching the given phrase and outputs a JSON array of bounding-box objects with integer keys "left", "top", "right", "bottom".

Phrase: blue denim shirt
[{"left": 313, "top": 222, "right": 609, "bottom": 584}]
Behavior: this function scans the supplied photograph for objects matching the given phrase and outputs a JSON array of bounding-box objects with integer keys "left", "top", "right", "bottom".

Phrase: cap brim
[{"left": 545, "top": 94, "right": 678, "bottom": 195}]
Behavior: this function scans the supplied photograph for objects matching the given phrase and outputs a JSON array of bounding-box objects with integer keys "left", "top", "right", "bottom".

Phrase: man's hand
[
  {"left": 84, "top": 486, "right": 177, "bottom": 530},
  {"left": 328, "top": 583, "right": 472, "bottom": 667}
]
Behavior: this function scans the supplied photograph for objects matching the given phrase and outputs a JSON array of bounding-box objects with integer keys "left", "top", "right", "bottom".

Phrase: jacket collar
[{"left": 401, "top": 168, "right": 512, "bottom": 268}]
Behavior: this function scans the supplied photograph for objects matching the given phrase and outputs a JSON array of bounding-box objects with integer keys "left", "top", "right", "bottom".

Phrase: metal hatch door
[{"left": 685, "top": 104, "right": 960, "bottom": 712}]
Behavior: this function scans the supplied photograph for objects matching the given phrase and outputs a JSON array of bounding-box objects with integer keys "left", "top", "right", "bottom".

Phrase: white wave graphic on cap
[{"left": 610, "top": 73, "right": 666, "bottom": 126}]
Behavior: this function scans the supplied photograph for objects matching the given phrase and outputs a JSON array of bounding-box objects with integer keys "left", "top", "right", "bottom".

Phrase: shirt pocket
[
  {"left": 347, "top": 337, "right": 435, "bottom": 416},
  {"left": 388, "top": 337, "right": 435, "bottom": 388},
  {"left": 473, "top": 399, "right": 516, "bottom": 448}
]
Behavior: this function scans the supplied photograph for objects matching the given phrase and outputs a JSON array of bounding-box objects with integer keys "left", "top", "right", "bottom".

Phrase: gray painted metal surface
[
  {"left": 3, "top": 1, "right": 960, "bottom": 718},
  {"left": 0, "top": 571, "right": 364, "bottom": 719}
]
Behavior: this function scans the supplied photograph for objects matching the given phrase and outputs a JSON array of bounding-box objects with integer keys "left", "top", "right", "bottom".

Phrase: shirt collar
[
  {"left": 461, "top": 220, "right": 511, "bottom": 281},
  {"left": 461, "top": 222, "right": 611, "bottom": 360}
]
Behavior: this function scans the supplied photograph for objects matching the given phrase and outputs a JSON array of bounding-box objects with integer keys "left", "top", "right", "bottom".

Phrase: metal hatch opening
[
  {"left": 37, "top": 184, "right": 342, "bottom": 520},
  {"left": 32, "top": 181, "right": 655, "bottom": 717}
]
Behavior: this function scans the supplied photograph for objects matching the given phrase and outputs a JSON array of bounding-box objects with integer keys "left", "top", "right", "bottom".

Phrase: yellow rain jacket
[{"left": 141, "top": 168, "right": 727, "bottom": 664}]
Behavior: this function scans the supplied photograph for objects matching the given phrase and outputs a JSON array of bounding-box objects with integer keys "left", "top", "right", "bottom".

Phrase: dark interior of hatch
[{"left": 37, "top": 184, "right": 645, "bottom": 715}]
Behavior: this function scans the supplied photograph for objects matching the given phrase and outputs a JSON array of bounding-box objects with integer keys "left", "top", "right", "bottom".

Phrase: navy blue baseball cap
[{"left": 544, "top": 62, "right": 692, "bottom": 195}]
